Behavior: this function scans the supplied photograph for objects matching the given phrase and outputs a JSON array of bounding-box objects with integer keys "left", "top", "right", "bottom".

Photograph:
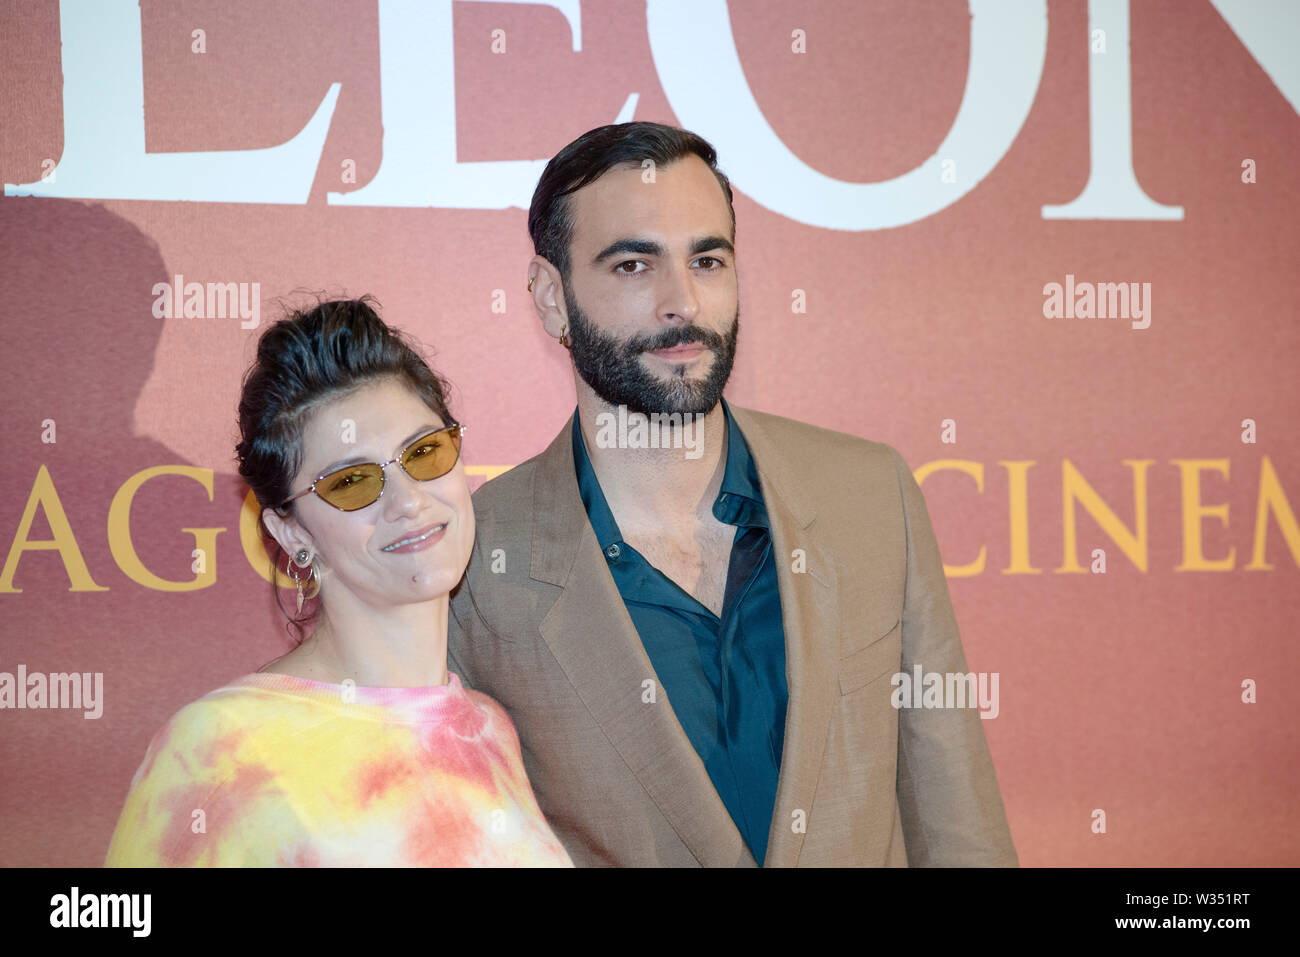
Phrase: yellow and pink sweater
[{"left": 104, "top": 670, "right": 573, "bottom": 867}]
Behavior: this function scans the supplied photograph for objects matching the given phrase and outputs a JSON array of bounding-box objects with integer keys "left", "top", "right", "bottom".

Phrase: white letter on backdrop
[
  {"left": 1042, "top": 0, "right": 1182, "bottom": 220},
  {"left": 645, "top": 0, "right": 1047, "bottom": 230},
  {"left": 329, "top": 0, "right": 593, "bottom": 209},
  {"left": 4, "top": 0, "right": 339, "bottom": 202}
]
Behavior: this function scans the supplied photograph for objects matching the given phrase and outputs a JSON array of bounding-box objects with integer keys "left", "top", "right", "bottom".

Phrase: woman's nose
[{"left": 383, "top": 463, "right": 436, "bottom": 516}]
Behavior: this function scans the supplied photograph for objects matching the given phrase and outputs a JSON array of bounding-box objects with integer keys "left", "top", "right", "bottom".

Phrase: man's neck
[{"left": 575, "top": 384, "right": 730, "bottom": 533}]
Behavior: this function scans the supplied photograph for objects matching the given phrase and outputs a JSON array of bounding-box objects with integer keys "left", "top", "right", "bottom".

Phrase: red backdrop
[{"left": 1, "top": 0, "right": 1297, "bottom": 867}]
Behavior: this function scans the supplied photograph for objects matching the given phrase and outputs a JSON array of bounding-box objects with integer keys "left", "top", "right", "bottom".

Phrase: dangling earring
[{"left": 289, "top": 548, "right": 321, "bottom": 613}]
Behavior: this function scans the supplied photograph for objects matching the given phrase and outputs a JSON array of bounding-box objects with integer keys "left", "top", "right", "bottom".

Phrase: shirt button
[{"left": 605, "top": 543, "right": 621, "bottom": 560}]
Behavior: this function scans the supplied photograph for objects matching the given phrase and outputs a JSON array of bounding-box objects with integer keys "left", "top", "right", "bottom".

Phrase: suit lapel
[
  {"left": 528, "top": 413, "right": 754, "bottom": 866},
  {"left": 728, "top": 406, "right": 839, "bottom": 867}
]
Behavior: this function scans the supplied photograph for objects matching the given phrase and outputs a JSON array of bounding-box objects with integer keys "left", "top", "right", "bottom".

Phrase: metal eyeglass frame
[{"left": 272, "top": 423, "right": 466, "bottom": 512}]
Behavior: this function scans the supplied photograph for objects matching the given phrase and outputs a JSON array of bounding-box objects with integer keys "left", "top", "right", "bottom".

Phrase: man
[{"left": 447, "top": 121, "right": 1017, "bottom": 867}]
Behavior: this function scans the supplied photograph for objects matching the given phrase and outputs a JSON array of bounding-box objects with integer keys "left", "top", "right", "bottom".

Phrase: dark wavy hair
[
  {"left": 235, "top": 295, "right": 455, "bottom": 641},
  {"left": 527, "top": 121, "right": 735, "bottom": 283}
]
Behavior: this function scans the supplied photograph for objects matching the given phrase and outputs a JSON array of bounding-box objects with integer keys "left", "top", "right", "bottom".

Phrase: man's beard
[{"left": 563, "top": 285, "right": 739, "bottom": 417}]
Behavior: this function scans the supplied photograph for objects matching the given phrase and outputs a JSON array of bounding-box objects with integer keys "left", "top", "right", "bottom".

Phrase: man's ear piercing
[{"left": 527, "top": 276, "right": 536, "bottom": 292}]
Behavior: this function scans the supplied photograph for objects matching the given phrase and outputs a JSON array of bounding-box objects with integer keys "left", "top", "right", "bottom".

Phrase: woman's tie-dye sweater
[{"left": 103, "top": 670, "right": 573, "bottom": 867}]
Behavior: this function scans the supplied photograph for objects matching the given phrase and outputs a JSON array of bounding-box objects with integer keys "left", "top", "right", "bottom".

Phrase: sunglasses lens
[
  {"left": 317, "top": 464, "right": 385, "bottom": 511},
  {"left": 403, "top": 427, "right": 462, "bottom": 481}
]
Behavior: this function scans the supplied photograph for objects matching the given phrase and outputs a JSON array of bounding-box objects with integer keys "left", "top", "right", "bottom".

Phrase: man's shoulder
[
  {"left": 468, "top": 432, "right": 556, "bottom": 535},
  {"left": 470, "top": 447, "right": 546, "bottom": 509},
  {"left": 729, "top": 404, "right": 904, "bottom": 475},
  {"left": 471, "top": 457, "right": 538, "bottom": 506},
  {"left": 466, "top": 406, "right": 914, "bottom": 515}
]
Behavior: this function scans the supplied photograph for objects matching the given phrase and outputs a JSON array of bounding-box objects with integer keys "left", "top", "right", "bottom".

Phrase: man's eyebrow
[
  {"left": 592, "top": 238, "right": 663, "bottom": 264},
  {"left": 314, "top": 423, "right": 442, "bottom": 477},
  {"left": 691, "top": 235, "right": 734, "bottom": 256},
  {"left": 591, "top": 235, "right": 735, "bottom": 265}
]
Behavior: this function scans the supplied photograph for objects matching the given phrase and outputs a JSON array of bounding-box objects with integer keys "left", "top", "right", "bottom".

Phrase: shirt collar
[
  {"left": 571, "top": 397, "right": 769, "bottom": 550},
  {"left": 572, "top": 411, "right": 622, "bottom": 550},
  {"left": 715, "top": 396, "right": 764, "bottom": 515}
]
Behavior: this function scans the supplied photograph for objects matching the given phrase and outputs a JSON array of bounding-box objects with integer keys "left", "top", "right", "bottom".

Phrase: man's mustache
[{"left": 626, "top": 325, "right": 725, "bottom": 354}]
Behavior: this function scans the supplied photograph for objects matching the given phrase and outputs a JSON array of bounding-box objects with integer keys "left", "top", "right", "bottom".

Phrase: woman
[{"left": 104, "top": 297, "right": 573, "bottom": 867}]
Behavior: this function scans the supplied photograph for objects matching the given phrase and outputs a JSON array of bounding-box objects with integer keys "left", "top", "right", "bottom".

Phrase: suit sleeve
[{"left": 887, "top": 445, "right": 1018, "bottom": 866}]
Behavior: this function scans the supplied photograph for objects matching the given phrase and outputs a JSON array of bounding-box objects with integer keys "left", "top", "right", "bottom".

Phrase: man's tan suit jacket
[{"left": 447, "top": 404, "right": 1018, "bottom": 867}]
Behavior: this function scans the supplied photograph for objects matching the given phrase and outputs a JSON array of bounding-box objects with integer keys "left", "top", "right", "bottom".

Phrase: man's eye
[
  {"left": 696, "top": 256, "right": 724, "bottom": 269},
  {"left": 409, "top": 441, "right": 438, "bottom": 459},
  {"left": 615, "top": 261, "right": 645, "bottom": 274}
]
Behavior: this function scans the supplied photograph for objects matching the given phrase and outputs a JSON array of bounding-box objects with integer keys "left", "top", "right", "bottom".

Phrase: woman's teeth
[{"left": 382, "top": 523, "right": 446, "bottom": 551}]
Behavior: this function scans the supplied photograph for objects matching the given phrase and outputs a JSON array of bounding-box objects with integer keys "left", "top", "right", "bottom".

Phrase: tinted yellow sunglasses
[{"left": 274, "top": 424, "right": 465, "bottom": 512}]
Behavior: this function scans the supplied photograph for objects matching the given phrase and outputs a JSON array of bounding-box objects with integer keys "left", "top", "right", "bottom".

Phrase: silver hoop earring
[{"left": 288, "top": 549, "right": 321, "bottom": 613}]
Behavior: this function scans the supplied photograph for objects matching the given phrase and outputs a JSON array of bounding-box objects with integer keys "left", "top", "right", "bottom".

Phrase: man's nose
[{"left": 656, "top": 262, "right": 701, "bottom": 324}]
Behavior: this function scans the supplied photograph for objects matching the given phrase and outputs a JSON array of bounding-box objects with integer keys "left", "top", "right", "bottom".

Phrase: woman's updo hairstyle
[{"left": 235, "top": 295, "right": 455, "bottom": 638}]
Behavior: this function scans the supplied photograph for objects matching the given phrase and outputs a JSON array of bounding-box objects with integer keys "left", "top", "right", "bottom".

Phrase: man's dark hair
[{"left": 527, "top": 122, "right": 735, "bottom": 283}]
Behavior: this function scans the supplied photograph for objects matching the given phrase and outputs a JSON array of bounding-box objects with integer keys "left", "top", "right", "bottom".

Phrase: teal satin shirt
[{"left": 571, "top": 397, "right": 789, "bottom": 864}]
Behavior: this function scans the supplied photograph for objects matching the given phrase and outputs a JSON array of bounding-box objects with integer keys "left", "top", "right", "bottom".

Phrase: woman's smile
[{"left": 380, "top": 520, "right": 449, "bottom": 553}]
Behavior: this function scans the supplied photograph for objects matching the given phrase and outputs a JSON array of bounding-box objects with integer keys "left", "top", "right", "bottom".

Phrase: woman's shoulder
[
  {"left": 159, "top": 672, "right": 292, "bottom": 722},
  {"left": 452, "top": 676, "right": 510, "bottom": 721},
  {"left": 137, "top": 673, "right": 326, "bottom": 765},
  {"left": 115, "top": 676, "right": 332, "bottom": 821},
  {"left": 454, "top": 682, "right": 531, "bottom": 761},
  {"left": 105, "top": 676, "right": 316, "bottom": 868}
]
